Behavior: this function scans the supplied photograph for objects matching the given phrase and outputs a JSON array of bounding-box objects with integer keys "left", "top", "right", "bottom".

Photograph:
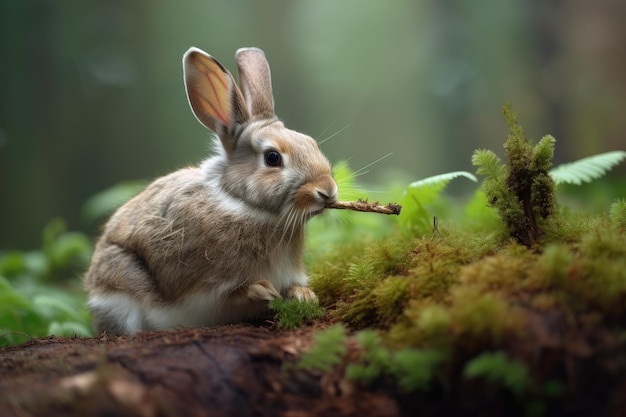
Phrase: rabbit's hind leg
[{"left": 88, "top": 292, "right": 146, "bottom": 336}]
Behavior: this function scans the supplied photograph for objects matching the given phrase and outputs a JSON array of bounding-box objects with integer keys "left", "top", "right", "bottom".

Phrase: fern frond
[
  {"left": 549, "top": 151, "right": 626, "bottom": 185},
  {"left": 401, "top": 171, "right": 477, "bottom": 231},
  {"left": 472, "top": 150, "right": 505, "bottom": 179},
  {"left": 408, "top": 171, "right": 478, "bottom": 190}
]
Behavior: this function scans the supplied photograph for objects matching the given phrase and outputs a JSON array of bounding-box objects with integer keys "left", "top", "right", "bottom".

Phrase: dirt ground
[
  {"left": 0, "top": 325, "right": 400, "bottom": 417},
  {"left": 2, "top": 322, "right": 626, "bottom": 417}
]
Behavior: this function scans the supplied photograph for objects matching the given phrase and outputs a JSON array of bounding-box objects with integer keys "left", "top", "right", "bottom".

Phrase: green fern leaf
[
  {"left": 472, "top": 150, "right": 505, "bottom": 179},
  {"left": 549, "top": 151, "right": 626, "bottom": 185},
  {"left": 408, "top": 171, "right": 478, "bottom": 190},
  {"left": 401, "top": 171, "right": 477, "bottom": 231}
]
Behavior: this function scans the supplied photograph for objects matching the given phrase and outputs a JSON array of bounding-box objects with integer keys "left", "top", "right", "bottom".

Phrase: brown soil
[
  {"left": 2, "top": 321, "right": 626, "bottom": 417},
  {"left": 0, "top": 325, "right": 398, "bottom": 417}
]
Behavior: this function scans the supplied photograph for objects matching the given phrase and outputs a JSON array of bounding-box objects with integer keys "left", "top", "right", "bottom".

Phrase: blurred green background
[{"left": 1, "top": 0, "right": 625, "bottom": 250}]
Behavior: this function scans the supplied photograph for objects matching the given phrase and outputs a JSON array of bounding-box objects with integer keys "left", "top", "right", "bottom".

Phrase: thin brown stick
[{"left": 325, "top": 199, "right": 402, "bottom": 215}]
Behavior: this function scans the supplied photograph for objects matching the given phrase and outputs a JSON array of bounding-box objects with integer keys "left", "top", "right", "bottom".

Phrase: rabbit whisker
[
  {"left": 350, "top": 170, "right": 370, "bottom": 179},
  {"left": 352, "top": 152, "right": 393, "bottom": 176},
  {"left": 315, "top": 117, "right": 340, "bottom": 139},
  {"left": 318, "top": 123, "right": 351, "bottom": 146},
  {"left": 276, "top": 207, "right": 298, "bottom": 247}
]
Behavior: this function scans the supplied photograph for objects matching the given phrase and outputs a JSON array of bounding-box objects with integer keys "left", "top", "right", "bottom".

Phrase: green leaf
[
  {"left": 48, "top": 321, "right": 91, "bottom": 337},
  {"left": 392, "top": 349, "right": 448, "bottom": 391},
  {"left": 401, "top": 171, "right": 477, "bottom": 231},
  {"left": 472, "top": 149, "right": 505, "bottom": 179},
  {"left": 47, "top": 232, "right": 92, "bottom": 270},
  {"left": 407, "top": 171, "right": 478, "bottom": 189},
  {"left": 32, "top": 294, "right": 84, "bottom": 321},
  {"left": 297, "top": 324, "right": 348, "bottom": 372},
  {"left": 269, "top": 299, "right": 325, "bottom": 330},
  {"left": 81, "top": 180, "right": 147, "bottom": 222},
  {"left": 549, "top": 150, "right": 626, "bottom": 185},
  {"left": 463, "top": 351, "right": 529, "bottom": 395},
  {"left": 345, "top": 330, "right": 391, "bottom": 384}
]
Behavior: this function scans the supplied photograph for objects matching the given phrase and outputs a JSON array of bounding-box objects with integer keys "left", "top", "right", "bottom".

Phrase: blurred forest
[{"left": 1, "top": 0, "right": 625, "bottom": 250}]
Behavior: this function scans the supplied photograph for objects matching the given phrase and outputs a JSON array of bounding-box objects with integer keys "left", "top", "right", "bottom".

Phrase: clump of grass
[{"left": 269, "top": 299, "right": 326, "bottom": 330}]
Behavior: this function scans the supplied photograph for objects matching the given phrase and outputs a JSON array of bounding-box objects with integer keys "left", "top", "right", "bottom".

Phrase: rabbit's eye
[{"left": 264, "top": 150, "right": 282, "bottom": 167}]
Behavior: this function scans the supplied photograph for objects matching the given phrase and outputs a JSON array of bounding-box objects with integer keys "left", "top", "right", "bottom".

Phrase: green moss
[
  {"left": 528, "top": 244, "right": 573, "bottom": 290},
  {"left": 333, "top": 290, "right": 379, "bottom": 328},
  {"left": 388, "top": 301, "right": 452, "bottom": 348},
  {"left": 473, "top": 104, "right": 558, "bottom": 247},
  {"left": 344, "top": 328, "right": 448, "bottom": 392},
  {"left": 463, "top": 351, "right": 530, "bottom": 396},
  {"left": 574, "top": 229, "right": 626, "bottom": 316},
  {"left": 309, "top": 233, "right": 417, "bottom": 328},
  {"left": 450, "top": 286, "right": 525, "bottom": 346},
  {"left": 298, "top": 106, "right": 626, "bottom": 411},
  {"left": 372, "top": 276, "right": 411, "bottom": 325},
  {"left": 269, "top": 299, "right": 326, "bottom": 330},
  {"left": 345, "top": 330, "right": 392, "bottom": 384},
  {"left": 610, "top": 199, "right": 626, "bottom": 229},
  {"left": 296, "top": 324, "right": 348, "bottom": 372}
]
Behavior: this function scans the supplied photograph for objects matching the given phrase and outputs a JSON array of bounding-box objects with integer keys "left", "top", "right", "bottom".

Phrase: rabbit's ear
[
  {"left": 183, "top": 47, "right": 249, "bottom": 152},
  {"left": 236, "top": 48, "right": 275, "bottom": 119}
]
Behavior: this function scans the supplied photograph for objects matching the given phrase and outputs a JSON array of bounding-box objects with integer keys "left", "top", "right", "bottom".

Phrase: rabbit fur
[{"left": 84, "top": 47, "right": 338, "bottom": 335}]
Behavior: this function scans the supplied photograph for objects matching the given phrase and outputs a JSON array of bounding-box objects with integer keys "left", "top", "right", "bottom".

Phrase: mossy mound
[{"left": 301, "top": 105, "right": 626, "bottom": 415}]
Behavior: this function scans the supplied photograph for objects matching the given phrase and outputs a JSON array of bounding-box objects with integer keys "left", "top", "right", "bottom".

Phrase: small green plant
[
  {"left": 610, "top": 199, "right": 626, "bottom": 229},
  {"left": 463, "top": 351, "right": 530, "bottom": 396},
  {"left": 81, "top": 180, "right": 147, "bottom": 222},
  {"left": 473, "top": 103, "right": 557, "bottom": 247},
  {"left": 400, "top": 171, "right": 477, "bottom": 232},
  {"left": 549, "top": 150, "right": 626, "bottom": 185},
  {"left": 297, "top": 325, "right": 448, "bottom": 391},
  {"left": 345, "top": 330, "right": 392, "bottom": 384},
  {"left": 0, "top": 219, "right": 92, "bottom": 346},
  {"left": 0, "top": 219, "right": 92, "bottom": 284},
  {"left": 269, "top": 299, "right": 326, "bottom": 330},
  {"left": 346, "top": 329, "right": 448, "bottom": 391},
  {"left": 304, "top": 104, "right": 626, "bottom": 413},
  {"left": 391, "top": 348, "right": 448, "bottom": 391},
  {"left": 297, "top": 324, "right": 348, "bottom": 372}
]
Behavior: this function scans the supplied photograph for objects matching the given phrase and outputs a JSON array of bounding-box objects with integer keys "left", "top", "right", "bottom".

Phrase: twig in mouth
[{"left": 325, "top": 199, "right": 402, "bottom": 215}]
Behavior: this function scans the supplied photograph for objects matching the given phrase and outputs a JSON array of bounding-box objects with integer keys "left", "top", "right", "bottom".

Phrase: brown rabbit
[{"left": 83, "top": 47, "right": 338, "bottom": 335}]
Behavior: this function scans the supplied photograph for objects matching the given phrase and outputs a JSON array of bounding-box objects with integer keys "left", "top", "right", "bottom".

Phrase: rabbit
[{"left": 83, "top": 47, "right": 338, "bottom": 335}]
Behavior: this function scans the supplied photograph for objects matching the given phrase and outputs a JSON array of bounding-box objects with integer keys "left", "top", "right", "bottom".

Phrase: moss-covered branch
[{"left": 473, "top": 103, "right": 557, "bottom": 247}]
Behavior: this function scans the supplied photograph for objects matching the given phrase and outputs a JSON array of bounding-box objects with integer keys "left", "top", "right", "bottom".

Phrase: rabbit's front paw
[
  {"left": 247, "top": 279, "right": 282, "bottom": 302},
  {"left": 287, "top": 285, "right": 318, "bottom": 303}
]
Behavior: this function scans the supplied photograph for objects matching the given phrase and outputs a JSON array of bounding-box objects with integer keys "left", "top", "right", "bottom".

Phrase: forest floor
[
  {"left": 0, "top": 324, "right": 403, "bottom": 417},
  {"left": 2, "top": 320, "right": 626, "bottom": 417}
]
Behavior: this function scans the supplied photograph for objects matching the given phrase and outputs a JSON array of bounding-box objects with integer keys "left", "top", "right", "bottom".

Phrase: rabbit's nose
[
  {"left": 317, "top": 188, "right": 337, "bottom": 204},
  {"left": 317, "top": 190, "right": 330, "bottom": 201}
]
